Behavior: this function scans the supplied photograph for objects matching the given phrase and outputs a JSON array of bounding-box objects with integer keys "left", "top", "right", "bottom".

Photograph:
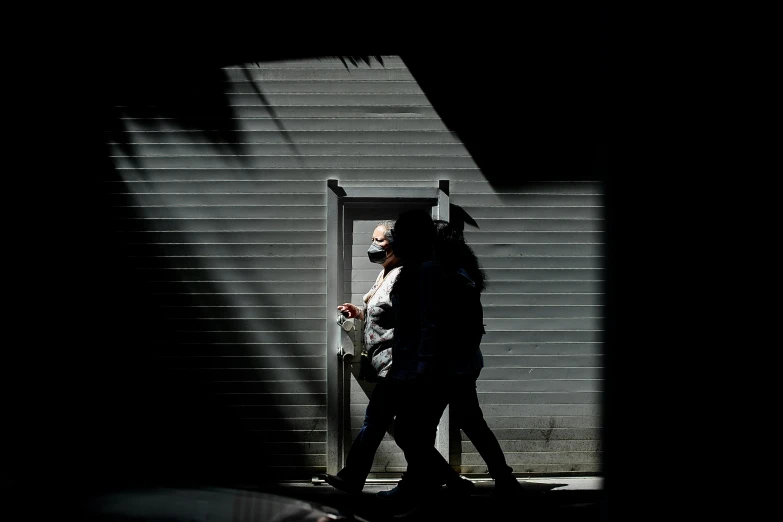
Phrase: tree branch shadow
[
  {"left": 105, "top": 64, "right": 251, "bottom": 171},
  {"left": 240, "top": 64, "right": 302, "bottom": 158}
]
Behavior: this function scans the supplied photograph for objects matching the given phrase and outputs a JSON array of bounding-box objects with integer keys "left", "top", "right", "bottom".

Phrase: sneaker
[{"left": 323, "top": 473, "right": 363, "bottom": 495}]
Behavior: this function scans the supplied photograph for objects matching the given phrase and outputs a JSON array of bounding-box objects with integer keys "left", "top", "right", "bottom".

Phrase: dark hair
[
  {"left": 391, "top": 209, "right": 436, "bottom": 262},
  {"left": 433, "top": 220, "right": 487, "bottom": 293}
]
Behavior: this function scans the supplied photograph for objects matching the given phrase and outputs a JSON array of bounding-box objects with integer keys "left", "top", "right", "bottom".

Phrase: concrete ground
[
  {"left": 269, "top": 476, "right": 605, "bottom": 521},
  {"left": 14, "top": 477, "right": 603, "bottom": 521}
]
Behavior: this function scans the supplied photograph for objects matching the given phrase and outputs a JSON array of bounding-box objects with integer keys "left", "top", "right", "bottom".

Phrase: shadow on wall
[
  {"left": 240, "top": 64, "right": 302, "bottom": 156},
  {"left": 72, "top": 160, "right": 278, "bottom": 488},
  {"left": 400, "top": 36, "right": 606, "bottom": 187},
  {"left": 66, "top": 64, "right": 331, "bottom": 488},
  {"left": 104, "top": 65, "right": 250, "bottom": 170},
  {"left": 449, "top": 203, "right": 480, "bottom": 234}
]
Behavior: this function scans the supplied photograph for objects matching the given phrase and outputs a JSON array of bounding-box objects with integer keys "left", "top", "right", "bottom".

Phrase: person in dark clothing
[
  {"left": 375, "top": 210, "right": 454, "bottom": 511},
  {"left": 323, "top": 219, "right": 473, "bottom": 496},
  {"left": 431, "top": 220, "right": 523, "bottom": 495},
  {"left": 377, "top": 217, "right": 525, "bottom": 512}
]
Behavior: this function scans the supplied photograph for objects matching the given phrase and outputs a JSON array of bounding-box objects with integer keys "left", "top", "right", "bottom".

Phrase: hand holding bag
[{"left": 337, "top": 313, "right": 378, "bottom": 382}]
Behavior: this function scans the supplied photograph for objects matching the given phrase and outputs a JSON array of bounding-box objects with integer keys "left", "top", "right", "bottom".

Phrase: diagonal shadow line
[
  {"left": 240, "top": 65, "right": 301, "bottom": 156},
  {"left": 106, "top": 105, "right": 144, "bottom": 174},
  {"left": 102, "top": 183, "right": 280, "bottom": 485},
  {"left": 104, "top": 65, "right": 251, "bottom": 171},
  {"left": 101, "top": 150, "right": 329, "bottom": 483},
  {"left": 449, "top": 203, "right": 480, "bottom": 232},
  {"left": 337, "top": 55, "right": 384, "bottom": 70}
]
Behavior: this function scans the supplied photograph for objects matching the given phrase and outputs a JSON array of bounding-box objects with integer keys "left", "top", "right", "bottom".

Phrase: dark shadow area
[
  {"left": 95, "top": 99, "right": 333, "bottom": 484},
  {"left": 400, "top": 41, "right": 606, "bottom": 187},
  {"left": 43, "top": 486, "right": 348, "bottom": 522},
  {"left": 272, "top": 481, "right": 598, "bottom": 522},
  {"left": 54, "top": 482, "right": 600, "bottom": 522},
  {"left": 91, "top": 59, "right": 332, "bottom": 489},
  {"left": 7, "top": 65, "right": 330, "bottom": 507},
  {"left": 12, "top": 25, "right": 610, "bottom": 519},
  {"left": 44, "top": 143, "right": 279, "bottom": 492},
  {"left": 104, "top": 64, "right": 249, "bottom": 165}
]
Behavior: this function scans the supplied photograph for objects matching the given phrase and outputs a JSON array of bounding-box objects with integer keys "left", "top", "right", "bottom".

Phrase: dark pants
[
  {"left": 340, "top": 373, "right": 514, "bottom": 486},
  {"left": 339, "top": 379, "right": 459, "bottom": 486},
  {"left": 389, "top": 377, "right": 451, "bottom": 488},
  {"left": 339, "top": 379, "right": 395, "bottom": 483},
  {"left": 449, "top": 371, "right": 514, "bottom": 480}
]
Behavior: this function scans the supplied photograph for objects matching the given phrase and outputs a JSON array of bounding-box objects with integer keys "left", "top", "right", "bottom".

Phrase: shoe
[
  {"left": 492, "top": 477, "right": 524, "bottom": 498},
  {"left": 445, "top": 475, "right": 475, "bottom": 495},
  {"left": 377, "top": 476, "right": 431, "bottom": 517},
  {"left": 376, "top": 477, "right": 411, "bottom": 499},
  {"left": 323, "top": 473, "right": 363, "bottom": 495}
]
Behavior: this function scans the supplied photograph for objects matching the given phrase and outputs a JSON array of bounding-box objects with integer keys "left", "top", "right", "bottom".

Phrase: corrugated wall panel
[{"left": 106, "top": 55, "right": 603, "bottom": 479}]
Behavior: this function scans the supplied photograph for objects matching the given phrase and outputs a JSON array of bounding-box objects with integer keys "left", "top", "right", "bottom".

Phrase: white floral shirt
[{"left": 362, "top": 266, "right": 402, "bottom": 379}]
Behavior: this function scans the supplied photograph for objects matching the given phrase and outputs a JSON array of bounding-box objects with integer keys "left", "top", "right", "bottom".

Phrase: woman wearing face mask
[
  {"left": 337, "top": 220, "right": 401, "bottom": 380},
  {"left": 326, "top": 220, "right": 402, "bottom": 494},
  {"left": 325, "top": 220, "right": 473, "bottom": 496}
]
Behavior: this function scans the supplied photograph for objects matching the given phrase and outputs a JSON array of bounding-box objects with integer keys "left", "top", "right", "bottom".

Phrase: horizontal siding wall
[
  {"left": 451, "top": 182, "right": 604, "bottom": 475},
  {"left": 106, "top": 56, "right": 604, "bottom": 479}
]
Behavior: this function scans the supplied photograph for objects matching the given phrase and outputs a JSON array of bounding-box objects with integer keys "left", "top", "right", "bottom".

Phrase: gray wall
[{"left": 106, "top": 56, "right": 604, "bottom": 479}]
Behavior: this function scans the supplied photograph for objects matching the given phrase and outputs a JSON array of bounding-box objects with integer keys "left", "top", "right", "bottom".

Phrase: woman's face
[{"left": 371, "top": 225, "right": 398, "bottom": 267}]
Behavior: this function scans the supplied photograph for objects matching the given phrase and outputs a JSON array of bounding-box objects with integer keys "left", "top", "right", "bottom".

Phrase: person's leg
[
  {"left": 332, "top": 379, "right": 395, "bottom": 490},
  {"left": 389, "top": 378, "right": 450, "bottom": 489},
  {"left": 377, "top": 377, "right": 449, "bottom": 515},
  {"left": 451, "top": 373, "right": 516, "bottom": 483},
  {"left": 428, "top": 446, "right": 457, "bottom": 482},
  {"left": 426, "top": 445, "right": 475, "bottom": 494}
]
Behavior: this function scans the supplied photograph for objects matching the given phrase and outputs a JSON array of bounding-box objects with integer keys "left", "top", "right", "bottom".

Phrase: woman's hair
[
  {"left": 391, "top": 210, "right": 436, "bottom": 263},
  {"left": 433, "top": 220, "right": 487, "bottom": 293},
  {"left": 376, "top": 220, "right": 396, "bottom": 242}
]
